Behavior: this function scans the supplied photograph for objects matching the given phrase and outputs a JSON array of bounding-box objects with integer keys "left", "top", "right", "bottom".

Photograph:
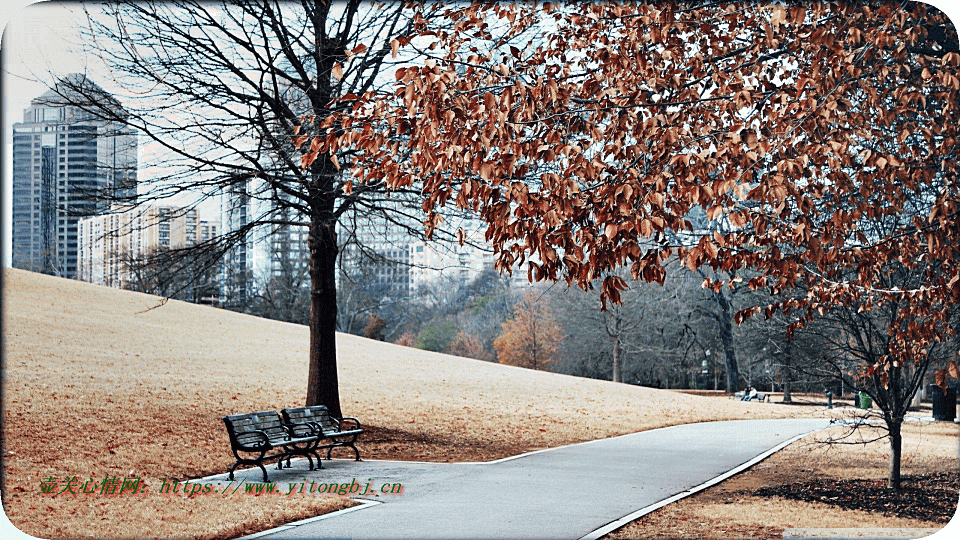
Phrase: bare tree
[
  {"left": 120, "top": 246, "right": 220, "bottom": 303},
  {"left": 48, "top": 0, "right": 461, "bottom": 416},
  {"left": 247, "top": 228, "right": 311, "bottom": 324},
  {"left": 550, "top": 276, "right": 643, "bottom": 383},
  {"left": 549, "top": 266, "right": 706, "bottom": 387}
]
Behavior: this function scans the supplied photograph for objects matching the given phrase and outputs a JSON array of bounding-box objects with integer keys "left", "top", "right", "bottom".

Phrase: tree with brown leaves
[{"left": 325, "top": 2, "right": 959, "bottom": 488}]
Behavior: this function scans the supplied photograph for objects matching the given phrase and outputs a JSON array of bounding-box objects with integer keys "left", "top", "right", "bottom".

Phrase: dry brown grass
[
  {"left": 604, "top": 421, "right": 960, "bottom": 540},
  {"left": 0, "top": 268, "right": 932, "bottom": 539}
]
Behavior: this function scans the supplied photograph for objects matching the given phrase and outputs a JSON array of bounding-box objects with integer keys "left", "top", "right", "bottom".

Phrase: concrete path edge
[
  {"left": 225, "top": 417, "right": 946, "bottom": 540},
  {"left": 227, "top": 419, "right": 828, "bottom": 540},
  {"left": 236, "top": 499, "right": 381, "bottom": 540},
  {"left": 577, "top": 427, "right": 820, "bottom": 540}
]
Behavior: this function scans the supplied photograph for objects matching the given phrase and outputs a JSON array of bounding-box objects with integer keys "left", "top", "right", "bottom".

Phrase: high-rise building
[
  {"left": 220, "top": 177, "right": 310, "bottom": 305},
  {"left": 11, "top": 74, "right": 137, "bottom": 278},
  {"left": 77, "top": 205, "right": 219, "bottom": 288},
  {"left": 407, "top": 218, "right": 494, "bottom": 293}
]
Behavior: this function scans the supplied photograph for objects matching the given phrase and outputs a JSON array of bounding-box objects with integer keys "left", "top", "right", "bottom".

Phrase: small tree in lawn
[
  {"left": 494, "top": 291, "right": 561, "bottom": 371},
  {"left": 363, "top": 314, "right": 387, "bottom": 341}
]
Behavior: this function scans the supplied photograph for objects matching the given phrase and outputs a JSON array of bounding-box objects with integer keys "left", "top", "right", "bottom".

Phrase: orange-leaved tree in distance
[{"left": 494, "top": 292, "right": 562, "bottom": 371}]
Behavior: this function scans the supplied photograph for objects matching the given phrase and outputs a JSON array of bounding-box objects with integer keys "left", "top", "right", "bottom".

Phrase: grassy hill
[
  {"left": 1, "top": 268, "right": 810, "bottom": 538},
  {"left": 3, "top": 268, "right": 804, "bottom": 446}
]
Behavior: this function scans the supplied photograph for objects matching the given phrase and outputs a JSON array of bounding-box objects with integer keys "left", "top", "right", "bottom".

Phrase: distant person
[{"left": 742, "top": 387, "right": 758, "bottom": 401}]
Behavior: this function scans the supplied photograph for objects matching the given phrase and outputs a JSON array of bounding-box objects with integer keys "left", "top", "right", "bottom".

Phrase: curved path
[{"left": 223, "top": 418, "right": 831, "bottom": 540}]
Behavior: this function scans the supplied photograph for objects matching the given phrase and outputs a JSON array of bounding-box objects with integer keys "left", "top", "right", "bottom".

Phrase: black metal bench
[
  {"left": 281, "top": 406, "right": 364, "bottom": 461},
  {"left": 222, "top": 410, "right": 321, "bottom": 481}
]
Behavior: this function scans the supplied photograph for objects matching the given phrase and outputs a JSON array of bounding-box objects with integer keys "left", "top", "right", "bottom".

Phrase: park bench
[
  {"left": 731, "top": 391, "right": 770, "bottom": 402},
  {"left": 281, "top": 406, "right": 364, "bottom": 461},
  {"left": 222, "top": 410, "right": 321, "bottom": 482}
]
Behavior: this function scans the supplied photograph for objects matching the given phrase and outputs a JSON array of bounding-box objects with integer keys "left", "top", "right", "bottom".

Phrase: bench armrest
[
  {"left": 234, "top": 429, "right": 271, "bottom": 450},
  {"left": 338, "top": 416, "right": 362, "bottom": 431},
  {"left": 286, "top": 422, "right": 320, "bottom": 438}
]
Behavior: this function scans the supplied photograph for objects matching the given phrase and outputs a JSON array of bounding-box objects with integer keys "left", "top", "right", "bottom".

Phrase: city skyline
[
  {"left": 2, "top": 3, "right": 220, "bottom": 268},
  {"left": 2, "top": 3, "right": 487, "bottom": 283}
]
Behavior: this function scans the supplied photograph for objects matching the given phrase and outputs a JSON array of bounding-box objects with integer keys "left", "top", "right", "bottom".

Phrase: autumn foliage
[
  {"left": 451, "top": 330, "right": 495, "bottom": 362},
  {"left": 310, "top": 2, "right": 960, "bottom": 392},
  {"left": 363, "top": 314, "right": 387, "bottom": 341},
  {"left": 494, "top": 292, "right": 562, "bottom": 370}
]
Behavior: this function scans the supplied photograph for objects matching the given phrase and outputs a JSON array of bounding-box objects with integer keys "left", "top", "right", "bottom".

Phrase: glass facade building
[{"left": 11, "top": 74, "right": 137, "bottom": 278}]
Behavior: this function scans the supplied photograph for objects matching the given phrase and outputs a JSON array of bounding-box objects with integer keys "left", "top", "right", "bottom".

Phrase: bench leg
[
  {"left": 325, "top": 442, "right": 362, "bottom": 461},
  {"left": 258, "top": 463, "right": 270, "bottom": 482},
  {"left": 226, "top": 461, "right": 270, "bottom": 482},
  {"left": 302, "top": 451, "right": 323, "bottom": 470}
]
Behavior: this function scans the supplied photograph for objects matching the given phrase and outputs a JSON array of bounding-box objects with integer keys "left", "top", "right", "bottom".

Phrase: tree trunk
[
  {"left": 782, "top": 341, "right": 793, "bottom": 403},
  {"left": 612, "top": 334, "right": 621, "bottom": 383},
  {"left": 888, "top": 420, "right": 902, "bottom": 489},
  {"left": 715, "top": 288, "right": 741, "bottom": 392},
  {"left": 306, "top": 214, "right": 343, "bottom": 419}
]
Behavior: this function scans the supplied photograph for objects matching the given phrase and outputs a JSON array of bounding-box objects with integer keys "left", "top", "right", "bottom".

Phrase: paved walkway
[{"left": 208, "top": 418, "right": 833, "bottom": 540}]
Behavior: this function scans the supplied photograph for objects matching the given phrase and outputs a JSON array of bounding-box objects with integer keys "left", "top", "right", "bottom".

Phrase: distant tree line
[{"left": 115, "top": 240, "right": 955, "bottom": 401}]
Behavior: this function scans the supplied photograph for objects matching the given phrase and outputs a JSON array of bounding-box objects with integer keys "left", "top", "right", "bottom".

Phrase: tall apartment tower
[
  {"left": 77, "top": 205, "right": 220, "bottom": 288},
  {"left": 11, "top": 74, "right": 137, "bottom": 278},
  {"left": 220, "top": 177, "right": 310, "bottom": 305}
]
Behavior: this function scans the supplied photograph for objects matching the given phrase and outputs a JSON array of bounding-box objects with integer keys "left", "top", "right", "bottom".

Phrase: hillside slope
[{"left": 3, "top": 268, "right": 806, "bottom": 453}]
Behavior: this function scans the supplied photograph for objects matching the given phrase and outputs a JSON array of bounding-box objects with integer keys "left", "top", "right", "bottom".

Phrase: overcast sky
[{"left": 3, "top": 1, "right": 960, "bottom": 269}]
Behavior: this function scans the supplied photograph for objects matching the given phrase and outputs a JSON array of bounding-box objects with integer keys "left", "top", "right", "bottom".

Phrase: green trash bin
[
  {"left": 857, "top": 391, "right": 872, "bottom": 409},
  {"left": 930, "top": 384, "right": 957, "bottom": 421}
]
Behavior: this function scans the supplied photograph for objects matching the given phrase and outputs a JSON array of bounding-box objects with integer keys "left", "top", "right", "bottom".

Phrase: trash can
[
  {"left": 930, "top": 384, "right": 957, "bottom": 421},
  {"left": 857, "top": 391, "right": 872, "bottom": 409}
]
